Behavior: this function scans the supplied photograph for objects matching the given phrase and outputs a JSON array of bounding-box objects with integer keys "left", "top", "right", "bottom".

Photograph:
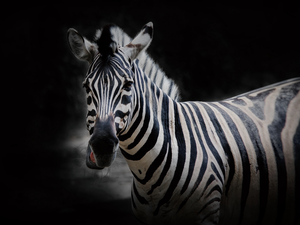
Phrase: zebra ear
[
  {"left": 67, "top": 28, "right": 98, "bottom": 63},
  {"left": 122, "top": 22, "right": 153, "bottom": 62}
]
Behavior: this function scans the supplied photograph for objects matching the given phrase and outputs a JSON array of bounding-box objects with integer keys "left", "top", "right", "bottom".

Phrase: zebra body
[
  {"left": 122, "top": 66, "right": 300, "bottom": 224},
  {"left": 67, "top": 22, "right": 300, "bottom": 225}
]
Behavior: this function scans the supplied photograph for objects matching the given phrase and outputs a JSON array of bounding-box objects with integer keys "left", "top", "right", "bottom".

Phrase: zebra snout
[
  {"left": 86, "top": 115, "right": 119, "bottom": 169},
  {"left": 86, "top": 135, "right": 119, "bottom": 169}
]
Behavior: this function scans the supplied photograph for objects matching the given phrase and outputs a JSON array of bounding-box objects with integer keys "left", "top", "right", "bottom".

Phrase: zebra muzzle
[{"left": 86, "top": 114, "right": 119, "bottom": 170}]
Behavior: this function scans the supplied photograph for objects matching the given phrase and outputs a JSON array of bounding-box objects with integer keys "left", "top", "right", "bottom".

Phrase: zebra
[{"left": 67, "top": 22, "right": 300, "bottom": 225}]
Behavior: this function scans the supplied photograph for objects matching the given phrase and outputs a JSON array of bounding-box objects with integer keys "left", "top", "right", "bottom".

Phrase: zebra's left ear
[
  {"left": 122, "top": 22, "right": 153, "bottom": 62},
  {"left": 67, "top": 28, "right": 98, "bottom": 63}
]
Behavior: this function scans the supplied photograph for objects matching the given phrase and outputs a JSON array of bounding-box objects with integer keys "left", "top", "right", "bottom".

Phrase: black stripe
[
  {"left": 174, "top": 92, "right": 179, "bottom": 101},
  {"left": 87, "top": 96, "right": 92, "bottom": 105},
  {"left": 87, "top": 109, "right": 96, "bottom": 118},
  {"left": 205, "top": 184, "right": 222, "bottom": 198},
  {"left": 86, "top": 63, "right": 99, "bottom": 80},
  {"left": 133, "top": 181, "right": 148, "bottom": 205},
  {"left": 159, "top": 74, "right": 164, "bottom": 89},
  {"left": 118, "top": 108, "right": 142, "bottom": 140},
  {"left": 193, "top": 103, "right": 225, "bottom": 176},
  {"left": 115, "top": 109, "right": 130, "bottom": 123},
  {"left": 168, "top": 80, "right": 174, "bottom": 97},
  {"left": 180, "top": 105, "right": 197, "bottom": 194},
  {"left": 127, "top": 95, "right": 151, "bottom": 150},
  {"left": 150, "top": 82, "right": 158, "bottom": 112},
  {"left": 89, "top": 127, "right": 94, "bottom": 135},
  {"left": 147, "top": 94, "right": 172, "bottom": 194},
  {"left": 87, "top": 58, "right": 96, "bottom": 74},
  {"left": 92, "top": 95, "right": 98, "bottom": 109},
  {"left": 121, "top": 94, "right": 131, "bottom": 105},
  {"left": 137, "top": 66, "right": 145, "bottom": 92},
  {"left": 200, "top": 103, "right": 235, "bottom": 196},
  {"left": 294, "top": 119, "right": 300, "bottom": 224},
  {"left": 132, "top": 130, "right": 168, "bottom": 185},
  {"left": 148, "top": 62, "right": 154, "bottom": 79},
  {"left": 120, "top": 68, "right": 159, "bottom": 155},
  {"left": 121, "top": 117, "right": 159, "bottom": 161},
  {"left": 211, "top": 162, "right": 223, "bottom": 184},
  {"left": 154, "top": 102, "right": 186, "bottom": 216},
  {"left": 147, "top": 143, "right": 172, "bottom": 194},
  {"left": 106, "top": 71, "right": 115, "bottom": 102},
  {"left": 198, "top": 197, "right": 221, "bottom": 215},
  {"left": 153, "top": 67, "right": 159, "bottom": 84},
  {"left": 220, "top": 101, "right": 269, "bottom": 225},
  {"left": 131, "top": 181, "right": 137, "bottom": 209},
  {"left": 202, "top": 174, "right": 216, "bottom": 197},
  {"left": 118, "top": 76, "right": 144, "bottom": 141},
  {"left": 177, "top": 108, "right": 208, "bottom": 212},
  {"left": 120, "top": 72, "right": 159, "bottom": 159},
  {"left": 209, "top": 103, "right": 250, "bottom": 225},
  {"left": 246, "top": 89, "right": 275, "bottom": 120},
  {"left": 142, "top": 55, "right": 149, "bottom": 72},
  {"left": 116, "top": 51, "right": 131, "bottom": 68},
  {"left": 87, "top": 70, "right": 98, "bottom": 107},
  {"left": 109, "top": 65, "right": 123, "bottom": 100},
  {"left": 268, "top": 82, "right": 299, "bottom": 225},
  {"left": 231, "top": 98, "right": 246, "bottom": 106},
  {"left": 91, "top": 70, "right": 101, "bottom": 102}
]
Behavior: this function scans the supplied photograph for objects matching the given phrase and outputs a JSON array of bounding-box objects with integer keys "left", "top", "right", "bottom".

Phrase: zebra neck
[{"left": 118, "top": 71, "right": 173, "bottom": 185}]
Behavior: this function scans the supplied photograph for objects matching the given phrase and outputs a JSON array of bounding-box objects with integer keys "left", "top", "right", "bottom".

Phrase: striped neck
[{"left": 118, "top": 60, "right": 173, "bottom": 186}]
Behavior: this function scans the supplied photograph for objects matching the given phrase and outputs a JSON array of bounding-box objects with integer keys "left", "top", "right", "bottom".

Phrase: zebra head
[{"left": 67, "top": 22, "right": 153, "bottom": 169}]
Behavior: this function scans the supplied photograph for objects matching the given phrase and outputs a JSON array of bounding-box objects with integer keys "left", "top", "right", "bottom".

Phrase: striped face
[
  {"left": 67, "top": 22, "right": 153, "bottom": 169},
  {"left": 83, "top": 51, "right": 134, "bottom": 136},
  {"left": 82, "top": 50, "right": 135, "bottom": 169}
]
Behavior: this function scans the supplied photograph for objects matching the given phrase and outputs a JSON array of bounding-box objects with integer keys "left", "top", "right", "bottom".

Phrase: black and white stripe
[
  {"left": 124, "top": 64, "right": 300, "bottom": 224},
  {"left": 83, "top": 24, "right": 179, "bottom": 135},
  {"left": 93, "top": 24, "right": 180, "bottom": 101},
  {"left": 68, "top": 22, "right": 300, "bottom": 225}
]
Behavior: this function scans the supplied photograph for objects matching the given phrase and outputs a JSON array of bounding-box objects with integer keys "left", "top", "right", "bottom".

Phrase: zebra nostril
[{"left": 90, "top": 151, "right": 96, "bottom": 163}]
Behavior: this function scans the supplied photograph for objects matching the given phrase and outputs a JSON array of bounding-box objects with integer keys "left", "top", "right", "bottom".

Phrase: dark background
[{"left": 2, "top": 3, "right": 300, "bottom": 224}]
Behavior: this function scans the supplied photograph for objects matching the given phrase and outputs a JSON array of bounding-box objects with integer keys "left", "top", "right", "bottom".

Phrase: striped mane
[{"left": 93, "top": 24, "right": 180, "bottom": 101}]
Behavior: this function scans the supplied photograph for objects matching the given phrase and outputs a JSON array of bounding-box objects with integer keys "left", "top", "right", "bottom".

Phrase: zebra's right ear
[
  {"left": 67, "top": 28, "right": 98, "bottom": 63},
  {"left": 122, "top": 22, "right": 153, "bottom": 62}
]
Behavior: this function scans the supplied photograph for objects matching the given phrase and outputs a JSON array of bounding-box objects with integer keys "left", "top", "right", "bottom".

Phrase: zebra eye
[{"left": 123, "top": 81, "right": 133, "bottom": 91}]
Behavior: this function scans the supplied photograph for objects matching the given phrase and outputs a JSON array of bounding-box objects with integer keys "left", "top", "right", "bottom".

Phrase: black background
[{"left": 2, "top": 3, "right": 299, "bottom": 224}]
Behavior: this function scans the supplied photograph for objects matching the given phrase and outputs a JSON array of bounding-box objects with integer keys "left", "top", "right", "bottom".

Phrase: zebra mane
[
  {"left": 94, "top": 24, "right": 117, "bottom": 59},
  {"left": 93, "top": 24, "right": 180, "bottom": 101}
]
